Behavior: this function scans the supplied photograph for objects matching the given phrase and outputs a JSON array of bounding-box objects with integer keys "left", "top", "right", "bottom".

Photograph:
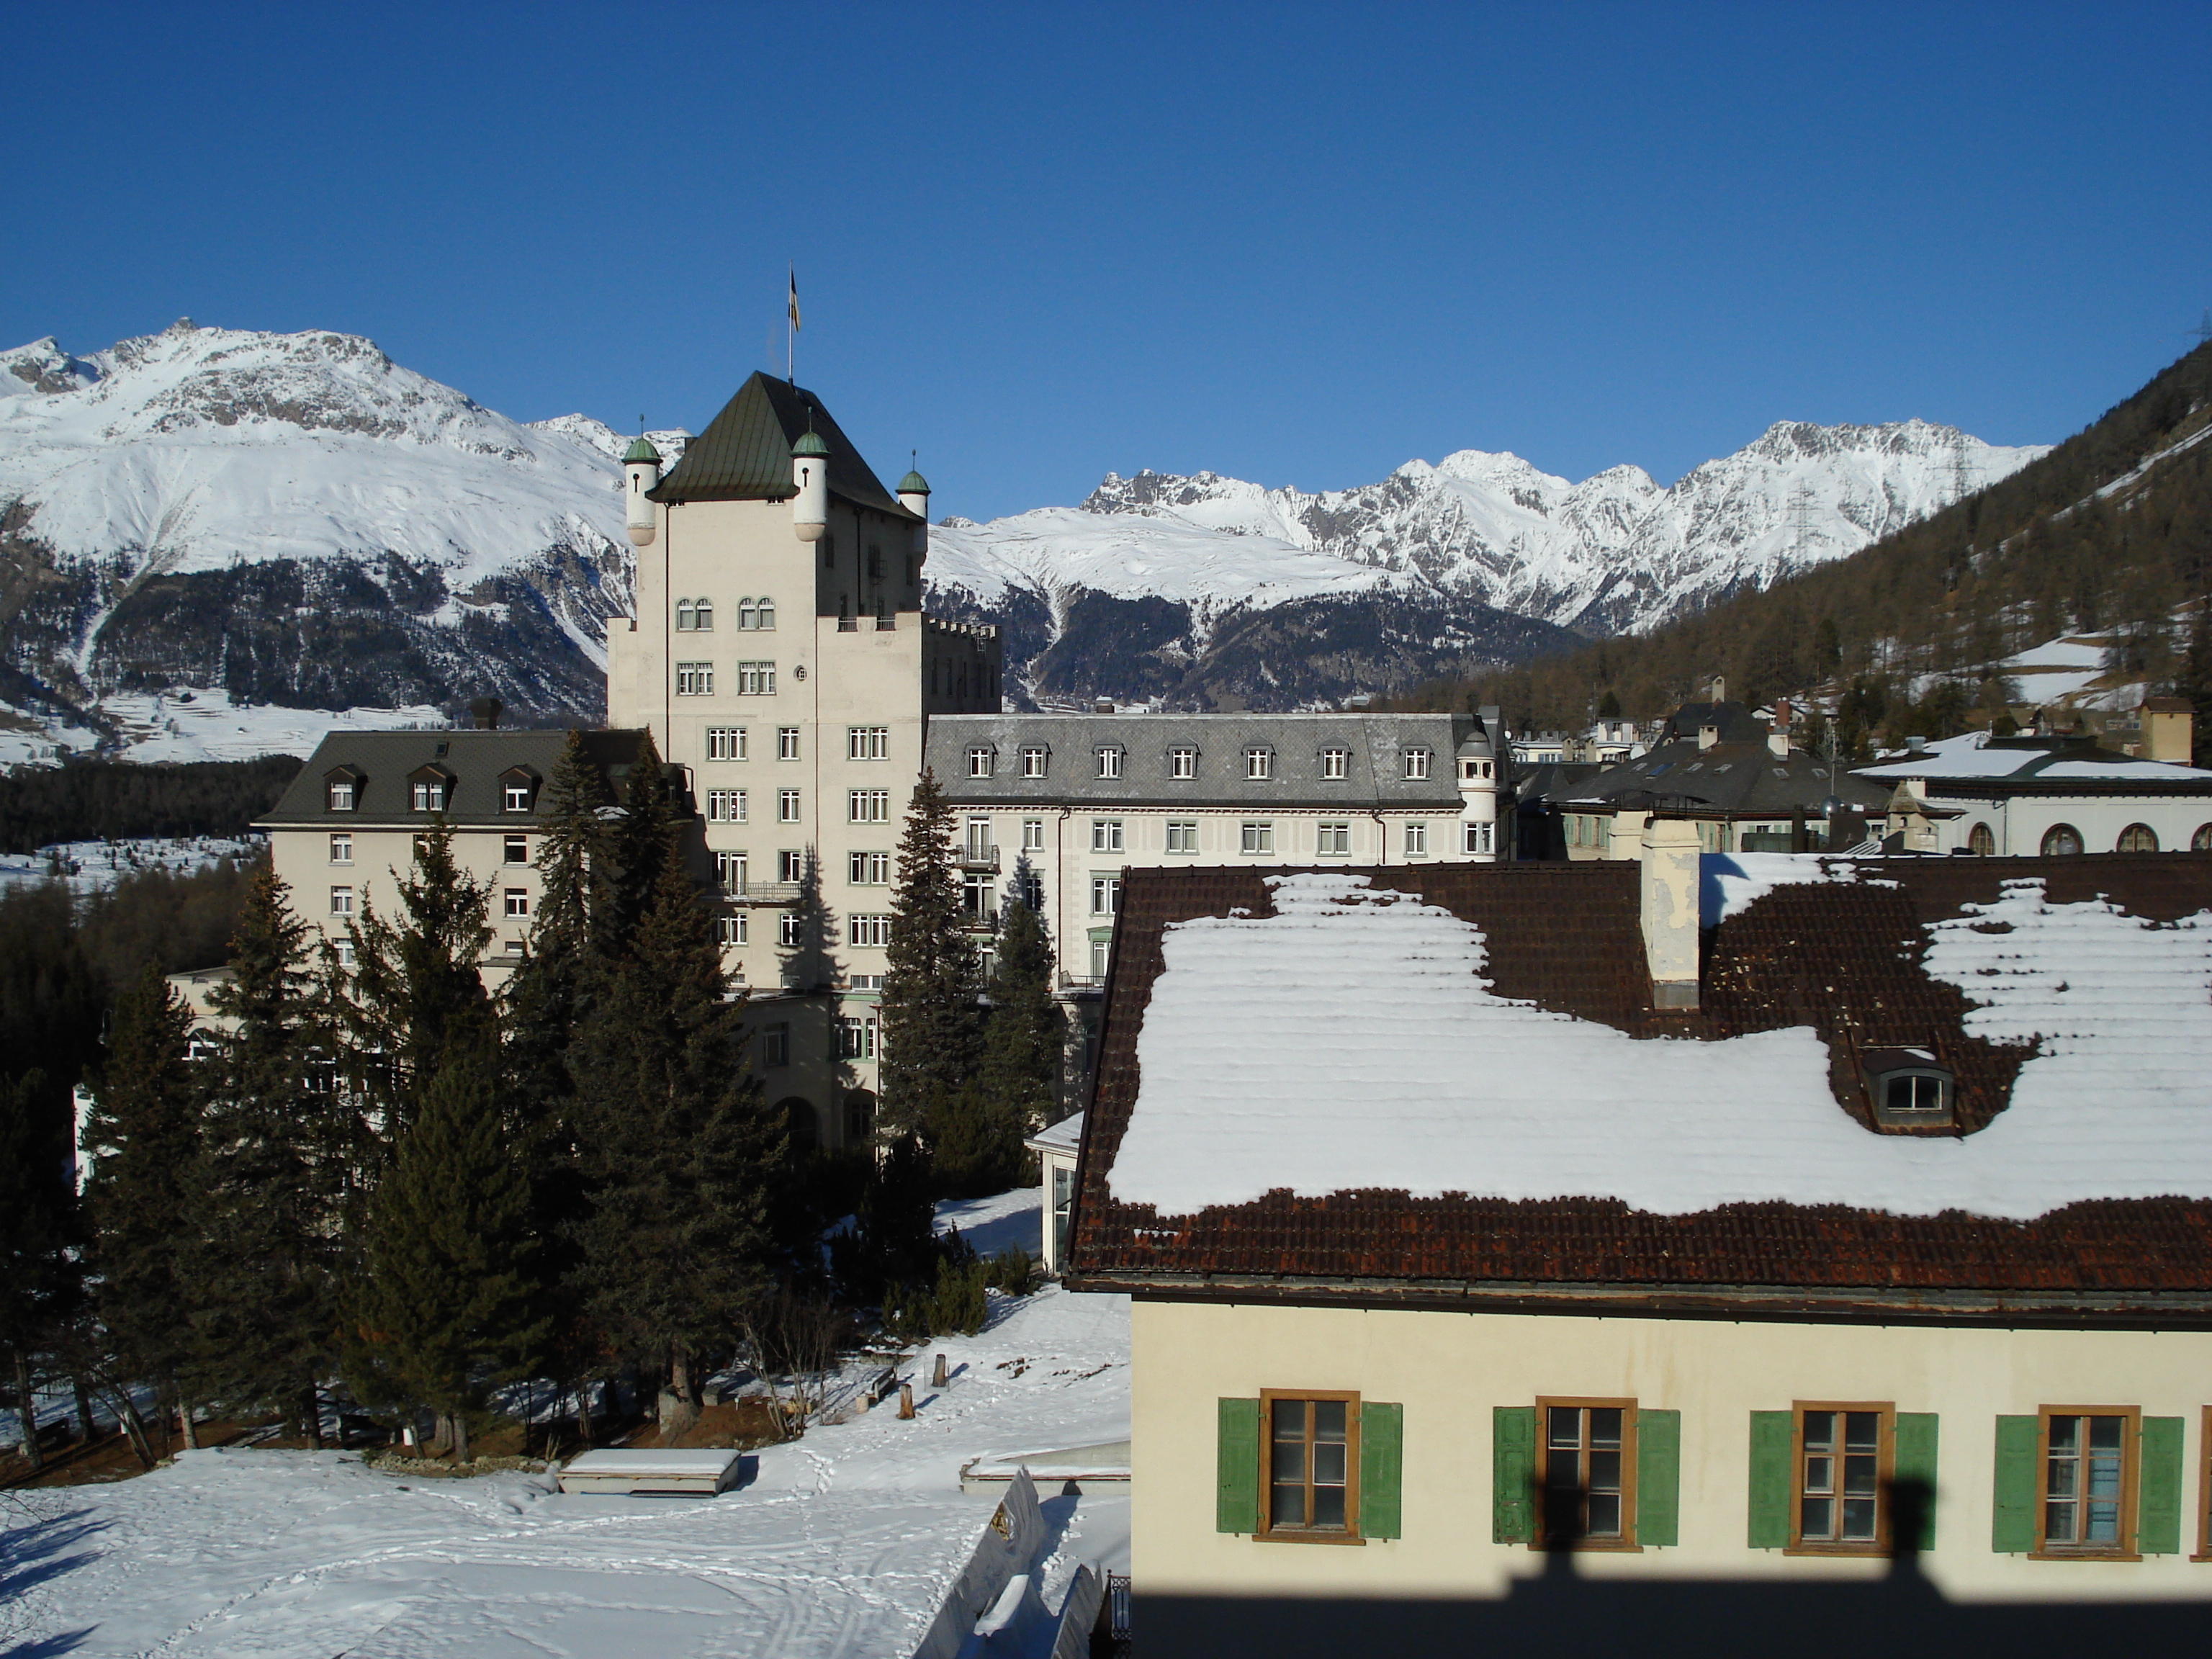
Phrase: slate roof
[
  {"left": 1856, "top": 734, "right": 2212, "bottom": 795},
  {"left": 928, "top": 714, "right": 1473, "bottom": 810},
  {"left": 648, "top": 372, "right": 917, "bottom": 519},
  {"left": 258, "top": 729, "right": 651, "bottom": 827},
  {"left": 1557, "top": 740, "right": 1892, "bottom": 817},
  {"left": 1064, "top": 856, "right": 2212, "bottom": 1320}
]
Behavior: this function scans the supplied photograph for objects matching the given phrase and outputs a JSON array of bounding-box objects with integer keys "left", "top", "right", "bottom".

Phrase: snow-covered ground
[
  {"left": 0, "top": 835, "right": 262, "bottom": 896},
  {"left": 0, "top": 1191, "right": 1131, "bottom": 1659}
]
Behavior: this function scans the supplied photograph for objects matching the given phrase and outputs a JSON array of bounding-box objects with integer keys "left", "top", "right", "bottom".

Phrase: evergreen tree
[
  {"left": 878, "top": 770, "right": 983, "bottom": 1138},
  {"left": 343, "top": 817, "right": 494, "bottom": 1135},
  {"left": 194, "top": 866, "right": 341, "bottom": 1438},
  {"left": 84, "top": 964, "right": 202, "bottom": 1423},
  {"left": 924, "top": 1081, "right": 1028, "bottom": 1200},
  {"left": 0, "top": 1068, "right": 80, "bottom": 1472},
  {"left": 2178, "top": 600, "right": 2212, "bottom": 768},
  {"left": 570, "top": 841, "right": 781, "bottom": 1426},
  {"left": 979, "top": 856, "right": 1061, "bottom": 1136},
  {"left": 598, "top": 733, "right": 682, "bottom": 958},
  {"left": 344, "top": 1043, "right": 545, "bottom": 1461}
]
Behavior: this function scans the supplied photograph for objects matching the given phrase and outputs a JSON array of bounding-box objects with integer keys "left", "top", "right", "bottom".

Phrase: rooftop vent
[
  {"left": 469, "top": 696, "right": 504, "bottom": 731},
  {"left": 1094, "top": 698, "right": 1115, "bottom": 714}
]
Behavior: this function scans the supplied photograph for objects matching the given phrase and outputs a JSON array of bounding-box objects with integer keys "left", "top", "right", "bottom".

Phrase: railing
[
  {"left": 876, "top": 614, "right": 896, "bottom": 631},
  {"left": 960, "top": 844, "right": 1001, "bottom": 872},
  {"left": 1100, "top": 1573, "right": 1130, "bottom": 1657},
  {"left": 837, "top": 616, "right": 859, "bottom": 631},
  {"left": 724, "top": 881, "right": 804, "bottom": 905},
  {"left": 1056, "top": 973, "right": 1106, "bottom": 994}
]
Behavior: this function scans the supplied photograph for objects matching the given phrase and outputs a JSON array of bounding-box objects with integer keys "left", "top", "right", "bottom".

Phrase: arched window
[
  {"left": 2041, "top": 823, "right": 2084, "bottom": 857},
  {"left": 2194, "top": 824, "right": 2212, "bottom": 852},
  {"left": 1967, "top": 822, "right": 1995, "bottom": 856},
  {"left": 692, "top": 597, "right": 712, "bottom": 631},
  {"left": 779, "top": 1097, "right": 818, "bottom": 1159},
  {"left": 844, "top": 1090, "right": 876, "bottom": 1144},
  {"left": 757, "top": 595, "right": 775, "bottom": 630},
  {"left": 737, "top": 598, "right": 755, "bottom": 630},
  {"left": 675, "top": 598, "right": 696, "bottom": 631},
  {"left": 2116, "top": 823, "right": 2159, "bottom": 853}
]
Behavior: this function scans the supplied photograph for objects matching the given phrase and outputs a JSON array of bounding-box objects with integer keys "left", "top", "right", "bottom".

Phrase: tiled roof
[
  {"left": 928, "top": 714, "right": 1473, "bottom": 809},
  {"left": 257, "top": 729, "right": 649, "bottom": 827},
  {"left": 1066, "top": 856, "right": 2212, "bottom": 1316},
  {"left": 1557, "top": 740, "right": 1892, "bottom": 816},
  {"left": 648, "top": 372, "right": 917, "bottom": 519}
]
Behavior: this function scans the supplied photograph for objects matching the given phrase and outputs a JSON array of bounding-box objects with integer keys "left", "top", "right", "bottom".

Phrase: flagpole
[{"left": 786, "top": 265, "right": 796, "bottom": 384}]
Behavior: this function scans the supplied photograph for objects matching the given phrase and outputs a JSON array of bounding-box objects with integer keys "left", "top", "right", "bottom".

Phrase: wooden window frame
[
  {"left": 1536, "top": 1395, "right": 1641, "bottom": 1552},
  {"left": 2033, "top": 1405, "right": 2141, "bottom": 1560},
  {"left": 1257, "top": 1389, "right": 1364, "bottom": 1545},
  {"left": 2196, "top": 1405, "right": 2212, "bottom": 1561},
  {"left": 1786, "top": 1401, "right": 1894, "bottom": 1557}
]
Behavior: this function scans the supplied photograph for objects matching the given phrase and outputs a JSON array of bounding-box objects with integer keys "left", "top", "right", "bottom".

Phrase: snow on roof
[
  {"left": 1107, "top": 872, "right": 2212, "bottom": 1224},
  {"left": 1700, "top": 851, "right": 1889, "bottom": 925},
  {"left": 1026, "top": 1112, "right": 1084, "bottom": 1156},
  {"left": 1857, "top": 732, "right": 2212, "bottom": 786},
  {"left": 1857, "top": 733, "right": 2038, "bottom": 779}
]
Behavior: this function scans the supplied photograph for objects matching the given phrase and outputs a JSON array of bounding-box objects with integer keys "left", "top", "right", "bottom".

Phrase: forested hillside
[
  {"left": 1395, "top": 343, "right": 2212, "bottom": 748},
  {"left": 0, "top": 755, "right": 298, "bottom": 853}
]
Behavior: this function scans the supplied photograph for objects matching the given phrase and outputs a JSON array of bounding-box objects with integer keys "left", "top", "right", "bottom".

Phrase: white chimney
[
  {"left": 1698, "top": 723, "right": 1719, "bottom": 751},
  {"left": 1640, "top": 818, "right": 1701, "bottom": 1010}
]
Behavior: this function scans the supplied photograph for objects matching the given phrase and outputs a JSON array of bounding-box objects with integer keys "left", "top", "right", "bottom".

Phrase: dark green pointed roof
[
  {"left": 648, "top": 372, "right": 916, "bottom": 518},
  {"left": 623, "top": 435, "right": 662, "bottom": 464},
  {"left": 791, "top": 428, "right": 830, "bottom": 457}
]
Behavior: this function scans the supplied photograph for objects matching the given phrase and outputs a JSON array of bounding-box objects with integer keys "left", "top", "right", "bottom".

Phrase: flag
[{"left": 788, "top": 269, "right": 800, "bottom": 333}]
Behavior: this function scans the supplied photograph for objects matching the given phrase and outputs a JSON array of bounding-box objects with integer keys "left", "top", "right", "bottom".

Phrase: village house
[{"left": 1063, "top": 836, "right": 2212, "bottom": 1654}]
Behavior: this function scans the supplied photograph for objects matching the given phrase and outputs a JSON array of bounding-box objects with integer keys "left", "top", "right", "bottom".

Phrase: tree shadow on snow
[
  {"left": 0, "top": 1509, "right": 109, "bottom": 1604},
  {"left": 1, "top": 1630, "right": 99, "bottom": 1658}
]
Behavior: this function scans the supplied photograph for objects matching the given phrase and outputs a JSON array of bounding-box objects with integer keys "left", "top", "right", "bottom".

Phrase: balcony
[
  {"left": 837, "top": 616, "right": 859, "bottom": 631},
  {"left": 960, "top": 844, "right": 1000, "bottom": 873},
  {"left": 1056, "top": 972, "right": 1106, "bottom": 997},
  {"left": 724, "top": 881, "right": 804, "bottom": 905},
  {"left": 876, "top": 615, "right": 896, "bottom": 631}
]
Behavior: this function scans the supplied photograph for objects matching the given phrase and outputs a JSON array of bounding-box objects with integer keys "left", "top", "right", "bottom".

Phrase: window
[
  {"left": 1968, "top": 822, "right": 1995, "bottom": 856},
  {"left": 1092, "top": 819, "right": 1123, "bottom": 853},
  {"left": 778, "top": 913, "right": 804, "bottom": 948},
  {"left": 1246, "top": 747, "right": 1273, "bottom": 780},
  {"left": 504, "top": 835, "right": 529, "bottom": 865},
  {"left": 840, "top": 1015, "right": 879, "bottom": 1061},
  {"left": 778, "top": 788, "right": 801, "bottom": 823},
  {"left": 503, "top": 938, "right": 526, "bottom": 958},
  {"left": 1321, "top": 748, "right": 1349, "bottom": 780},
  {"left": 707, "top": 788, "right": 747, "bottom": 823},
  {"left": 1318, "top": 821, "right": 1350, "bottom": 855},
  {"left": 329, "top": 886, "right": 354, "bottom": 917},
  {"left": 1541, "top": 1400, "right": 1635, "bottom": 1547},
  {"left": 848, "top": 726, "right": 889, "bottom": 760},
  {"left": 2041, "top": 1411, "right": 2136, "bottom": 1554},
  {"left": 675, "top": 597, "right": 711, "bottom": 631},
  {"left": 1022, "top": 746, "right": 1048, "bottom": 778},
  {"left": 1404, "top": 748, "right": 1431, "bottom": 780},
  {"left": 1089, "top": 937, "right": 1110, "bottom": 977},
  {"left": 1264, "top": 1393, "right": 1357, "bottom": 1537},
  {"left": 716, "top": 912, "right": 746, "bottom": 946},
  {"left": 1240, "top": 821, "right": 1274, "bottom": 855},
  {"left": 334, "top": 939, "right": 356, "bottom": 968},
  {"left": 504, "top": 889, "right": 529, "bottom": 918},
  {"left": 778, "top": 850, "right": 804, "bottom": 882},
  {"left": 1166, "top": 820, "right": 1197, "bottom": 853},
  {"left": 2041, "top": 823, "right": 2084, "bottom": 857},
  {"left": 2196, "top": 824, "right": 2212, "bottom": 853},
  {"left": 1097, "top": 746, "right": 1123, "bottom": 779},
  {"left": 714, "top": 851, "right": 747, "bottom": 892},
  {"left": 758, "top": 597, "right": 776, "bottom": 629},
  {"left": 735, "top": 661, "right": 775, "bottom": 696},
  {"left": 2117, "top": 822, "right": 2159, "bottom": 853},
  {"left": 850, "top": 850, "right": 890, "bottom": 884},
  {"left": 850, "top": 790, "right": 889, "bottom": 823},
  {"left": 778, "top": 727, "right": 801, "bottom": 760},
  {"left": 761, "top": 1022, "right": 790, "bottom": 1068},
  {"left": 1864, "top": 1051, "right": 1953, "bottom": 1127},
  {"left": 328, "top": 834, "right": 352, "bottom": 864},
  {"left": 850, "top": 914, "right": 891, "bottom": 948},
  {"left": 965, "top": 817, "right": 993, "bottom": 862},
  {"left": 1463, "top": 822, "right": 1493, "bottom": 855},
  {"left": 737, "top": 597, "right": 772, "bottom": 631},
  {"left": 1022, "top": 819, "right": 1045, "bottom": 852},
  {"left": 968, "top": 745, "right": 994, "bottom": 778},
  {"left": 1404, "top": 822, "right": 1429, "bottom": 856},
  {"left": 1170, "top": 745, "right": 1197, "bottom": 779},
  {"left": 327, "top": 778, "right": 356, "bottom": 811},
  {"left": 412, "top": 779, "right": 446, "bottom": 811},
  {"left": 675, "top": 661, "right": 714, "bottom": 696},
  {"left": 963, "top": 871, "right": 996, "bottom": 922},
  {"left": 696, "top": 596, "right": 714, "bottom": 629},
  {"left": 1793, "top": 1406, "right": 1890, "bottom": 1552},
  {"left": 707, "top": 727, "right": 747, "bottom": 760},
  {"left": 1090, "top": 876, "right": 1120, "bottom": 916}
]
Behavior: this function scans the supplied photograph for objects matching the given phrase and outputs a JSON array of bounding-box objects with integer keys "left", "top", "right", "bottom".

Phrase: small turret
[
  {"left": 791, "top": 428, "right": 829, "bottom": 542},
  {"left": 1457, "top": 715, "right": 1503, "bottom": 863},
  {"left": 896, "top": 465, "right": 930, "bottom": 518},
  {"left": 624, "top": 435, "right": 661, "bottom": 548}
]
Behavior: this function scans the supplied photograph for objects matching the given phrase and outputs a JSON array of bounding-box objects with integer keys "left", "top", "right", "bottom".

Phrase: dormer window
[
  {"left": 1021, "top": 745, "right": 1048, "bottom": 778},
  {"left": 1321, "top": 747, "right": 1349, "bottom": 780},
  {"left": 968, "top": 745, "right": 994, "bottom": 778},
  {"left": 1097, "top": 746, "right": 1124, "bottom": 780},
  {"left": 325, "top": 765, "right": 363, "bottom": 812},
  {"left": 409, "top": 765, "right": 453, "bottom": 814},
  {"left": 500, "top": 765, "right": 541, "bottom": 813},
  {"left": 1403, "top": 748, "right": 1431, "bottom": 781},
  {"left": 1170, "top": 745, "right": 1197, "bottom": 779},
  {"left": 1245, "top": 747, "right": 1273, "bottom": 781},
  {"left": 1863, "top": 1049, "right": 1954, "bottom": 1128}
]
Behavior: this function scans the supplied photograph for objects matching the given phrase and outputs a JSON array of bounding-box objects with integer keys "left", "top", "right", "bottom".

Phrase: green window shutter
[
  {"left": 2139, "top": 1416, "right": 2185, "bottom": 1555},
  {"left": 1636, "top": 1409, "right": 1681, "bottom": 1547},
  {"left": 1360, "top": 1401, "right": 1403, "bottom": 1540},
  {"left": 1747, "top": 1411, "right": 1793, "bottom": 1549},
  {"left": 1216, "top": 1398, "right": 1259, "bottom": 1534},
  {"left": 1892, "top": 1413, "right": 1939, "bottom": 1552},
  {"left": 1991, "top": 1416, "right": 2039, "bottom": 1553},
  {"left": 1493, "top": 1406, "right": 1536, "bottom": 1543}
]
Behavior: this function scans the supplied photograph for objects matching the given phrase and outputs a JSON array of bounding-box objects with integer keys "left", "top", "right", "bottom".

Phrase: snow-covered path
[{"left": 0, "top": 1217, "right": 1130, "bottom": 1658}]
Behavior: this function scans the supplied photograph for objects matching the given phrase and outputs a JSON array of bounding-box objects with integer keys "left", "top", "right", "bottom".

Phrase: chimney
[
  {"left": 1698, "top": 723, "right": 1719, "bottom": 751},
  {"left": 1769, "top": 698, "right": 1791, "bottom": 758},
  {"left": 1905, "top": 734, "right": 1927, "bottom": 754},
  {"left": 468, "top": 696, "right": 503, "bottom": 730},
  {"left": 1640, "top": 818, "right": 1701, "bottom": 1010},
  {"left": 1094, "top": 698, "right": 1115, "bottom": 714}
]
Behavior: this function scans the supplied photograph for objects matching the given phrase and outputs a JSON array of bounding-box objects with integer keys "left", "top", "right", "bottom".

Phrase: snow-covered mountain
[
  {"left": 926, "top": 419, "right": 2046, "bottom": 708},
  {"left": 0, "top": 320, "right": 687, "bottom": 757}
]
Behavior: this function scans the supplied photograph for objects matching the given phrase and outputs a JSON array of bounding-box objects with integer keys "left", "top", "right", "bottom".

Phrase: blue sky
[{"left": 6, "top": 2, "right": 2209, "bottom": 519}]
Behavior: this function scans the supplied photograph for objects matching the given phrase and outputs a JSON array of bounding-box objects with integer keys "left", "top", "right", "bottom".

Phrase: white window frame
[
  {"left": 1246, "top": 747, "right": 1273, "bottom": 780},
  {"left": 329, "top": 886, "right": 355, "bottom": 917},
  {"left": 328, "top": 833, "right": 353, "bottom": 865},
  {"left": 707, "top": 788, "right": 746, "bottom": 823},
  {"left": 714, "top": 850, "right": 747, "bottom": 892},
  {"left": 850, "top": 914, "right": 891, "bottom": 948},
  {"left": 327, "top": 780, "right": 356, "bottom": 811},
  {"left": 1464, "top": 821, "right": 1493, "bottom": 855},
  {"left": 1404, "top": 748, "right": 1431, "bottom": 781},
  {"left": 850, "top": 850, "right": 890, "bottom": 884},
  {"left": 1166, "top": 819, "right": 1197, "bottom": 853},
  {"left": 1170, "top": 746, "right": 1197, "bottom": 779},
  {"left": 675, "top": 661, "right": 714, "bottom": 696},
  {"left": 1241, "top": 821, "right": 1274, "bottom": 855},
  {"left": 778, "top": 912, "right": 804, "bottom": 948},
  {"left": 735, "top": 661, "right": 775, "bottom": 696},
  {"left": 778, "top": 727, "right": 801, "bottom": 761},
  {"left": 778, "top": 849, "right": 804, "bottom": 882},
  {"left": 968, "top": 745, "right": 994, "bottom": 778},
  {"left": 1097, "top": 746, "right": 1123, "bottom": 779},
  {"left": 848, "top": 726, "right": 889, "bottom": 761},
  {"left": 504, "top": 888, "right": 530, "bottom": 918},
  {"left": 1090, "top": 876, "right": 1120, "bottom": 916},
  {"left": 503, "top": 834, "right": 529, "bottom": 865},
  {"left": 1321, "top": 748, "right": 1349, "bottom": 780},
  {"left": 716, "top": 912, "right": 747, "bottom": 946},
  {"left": 1092, "top": 818, "right": 1123, "bottom": 853},
  {"left": 850, "top": 789, "right": 889, "bottom": 823},
  {"left": 1022, "top": 746, "right": 1048, "bottom": 778},
  {"left": 1405, "top": 821, "right": 1428, "bottom": 856},
  {"left": 707, "top": 727, "right": 746, "bottom": 760},
  {"left": 411, "top": 780, "right": 446, "bottom": 811},
  {"left": 1318, "top": 820, "right": 1350, "bottom": 855},
  {"left": 503, "top": 783, "right": 532, "bottom": 811},
  {"left": 778, "top": 788, "right": 802, "bottom": 823},
  {"left": 1022, "top": 818, "right": 1046, "bottom": 852}
]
